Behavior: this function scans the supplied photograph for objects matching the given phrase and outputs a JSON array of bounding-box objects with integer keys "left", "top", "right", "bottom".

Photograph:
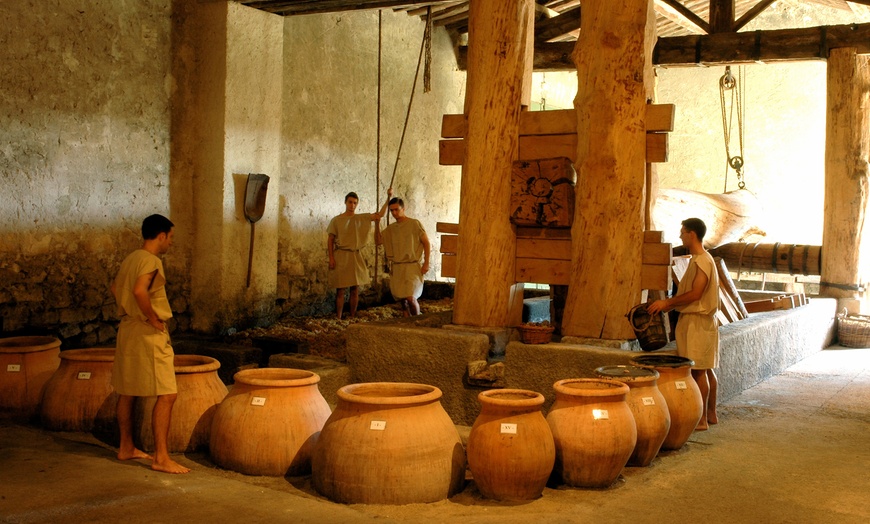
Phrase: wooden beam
[
  {"left": 516, "top": 238, "right": 572, "bottom": 260},
  {"left": 240, "top": 0, "right": 453, "bottom": 16},
  {"left": 535, "top": 5, "right": 581, "bottom": 43},
  {"left": 733, "top": 0, "right": 778, "bottom": 32},
  {"left": 654, "top": 0, "right": 710, "bottom": 35},
  {"left": 441, "top": 104, "right": 675, "bottom": 138},
  {"left": 516, "top": 258, "right": 571, "bottom": 285},
  {"left": 440, "top": 234, "right": 458, "bottom": 254},
  {"left": 709, "top": 0, "right": 735, "bottom": 34}
]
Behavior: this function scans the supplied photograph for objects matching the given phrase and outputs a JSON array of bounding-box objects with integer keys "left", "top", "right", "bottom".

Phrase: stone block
[
  {"left": 346, "top": 322, "right": 490, "bottom": 425},
  {"left": 560, "top": 336, "right": 640, "bottom": 351},
  {"left": 172, "top": 337, "right": 263, "bottom": 385},
  {"left": 522, "top": 296, "right": 551, "bottom": 323},
  {"left": 442, "top": 324, "right": 514, "bottom": 358},
  {"left": 268, "top": 353, "right": 352, "bottom": 409}
]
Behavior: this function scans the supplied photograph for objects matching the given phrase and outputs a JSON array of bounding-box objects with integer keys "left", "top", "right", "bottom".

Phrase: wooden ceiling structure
[{"left": 238, "top": 0, "right": 870, "bottom": 66}]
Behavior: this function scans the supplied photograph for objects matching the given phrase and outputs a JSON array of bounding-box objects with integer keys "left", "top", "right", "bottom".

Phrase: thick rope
[{"left": 375, "top": 10, "right": 383, "bottom": 291}]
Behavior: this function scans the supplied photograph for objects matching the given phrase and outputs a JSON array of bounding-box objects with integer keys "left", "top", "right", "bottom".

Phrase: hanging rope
[
  {"left": 720, "top": 65, "right": 747, "bottom": 191},
  {"left": 374, "top": 10, "right": 383, "bottom": 291}
]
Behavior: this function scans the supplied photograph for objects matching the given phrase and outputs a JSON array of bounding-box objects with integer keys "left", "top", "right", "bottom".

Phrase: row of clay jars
[{"left": 0, "top": 336, "right": 61, "bottom": 421}]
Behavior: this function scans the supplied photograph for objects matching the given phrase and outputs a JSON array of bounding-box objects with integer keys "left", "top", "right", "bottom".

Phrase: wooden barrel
[
  {"left": 312, "top": 382, "right": 465, "bottom": 504},
  {"left": 137, "top": 354, "right": 228, "bottom": 453},
  {"left": 595, "top": 365, "right": 671, "bottom": 467},
  {"left": 467, "top": 389, "right": 555, "bottom": 501},
  {"left": 708, "top": 242, "right": 821, "bottom": 276},
  {"left": 41, "top": 348, "right": 118, "bottom": 434},
  {"left": 546, "top": 378, "right": 637, "bottom": 488},
  {"left": 0, "top": 336, "right": 61, "bottom": 420},
  {"left": 629, "top": 355, "right": 703, "bottom": 451},
  {"left": 210, "top": 368, "right": 331, "bottom": 476}
]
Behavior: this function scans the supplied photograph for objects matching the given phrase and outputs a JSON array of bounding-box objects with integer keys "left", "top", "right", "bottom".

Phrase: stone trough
[{"left": 346, "top": 298, "right": 837, "bottom": 425}]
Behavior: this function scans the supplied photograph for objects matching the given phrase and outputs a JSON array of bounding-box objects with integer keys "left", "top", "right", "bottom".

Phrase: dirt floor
[{"left": 2, "top": 344, "right": 869, "bottom": 523}]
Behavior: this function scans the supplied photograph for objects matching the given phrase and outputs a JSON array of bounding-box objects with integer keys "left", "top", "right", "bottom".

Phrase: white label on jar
[
  {"left": 251, "top": 396, "right": 266, "bottom": 406},
  {"left": 370, "top": 420, "right": 386, "bottom": 431},
  {"left": 675, "top": 381, "right": 688, "bottom": 390},
  {"left": 642, "top": 397, "right": 655, "bottom": 406},
  {"left": 77, "top": 372, "right": 92, "bottom": 380},
  {"left": 500, "top": 423, "right": 517, "bottom": 434},
  {"left": 7, "top": 364, "right": 21, "bottom": 372},
  {"left": 593, "top": 409, "right": 609, "bottom": 420}
]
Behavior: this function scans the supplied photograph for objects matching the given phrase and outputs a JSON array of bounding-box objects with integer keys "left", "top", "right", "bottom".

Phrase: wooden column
[
  {"left": 821, "top": 47, "right": 870, "bottom": 313},
  {"left": 453, "top": 0, "right": 535, "bottom": 327},
  {"left": 562, "top": 0, "right": 655, "bottom": 340}
]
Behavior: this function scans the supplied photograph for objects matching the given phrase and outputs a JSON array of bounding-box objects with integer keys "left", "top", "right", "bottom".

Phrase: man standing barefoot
[{"left": 111, "top": 214, "right": 189, "bottom": 474}]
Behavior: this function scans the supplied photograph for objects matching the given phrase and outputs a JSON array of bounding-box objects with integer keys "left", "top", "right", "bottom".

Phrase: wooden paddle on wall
[{"left": 244, "top": 174, "right": 269, "bottom": 288}]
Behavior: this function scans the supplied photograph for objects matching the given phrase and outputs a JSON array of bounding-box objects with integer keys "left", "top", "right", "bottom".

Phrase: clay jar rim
[
  {"left": 630, "top": 354, "right": 695, "bottom": 369},
  {"left": 59, "top": 348, "right": 116, "bottom": 362},
  {"left": 233, "top": 367, "right": 320, "bottom": 387},
  {"left": 553, "top": 378, "right": 630, "bottom": 398},
  {"left": 594, "top": 365, "right": 660, "bottom": 385},
  {"left": 478, "top": 388, "right": 545, "bottom": 408},
  {"left": 0, "top": 336, "right": 62, "bottom": 354},
  {"left": 174, "top": 354, "right": 221, "bottom": 374},
  {"left": 338, "top": 382, "right": 442, "bottom": 406}
]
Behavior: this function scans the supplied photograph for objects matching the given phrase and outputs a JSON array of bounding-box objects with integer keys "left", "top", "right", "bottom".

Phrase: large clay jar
[
  {"left": 312, "top": 382, "right": 466, "bottom": 504},
  {"left": 467, "top": 389, "right": 555, "bottom": 501},
  {"left": 547, "top": 378, "right": 637, "bottom": 488},
  {"left": 210, "top": 368, "right": 331, "bottom": 476},
  {"left": 0, "top": 336, "right": 61, "bottom": 420},
  {"left": 41, "top": 348, "right": 118, "bottom": 434},
  {"left": 630, "top": 354, "right": 703, "bottom": 451},
  {"left": 595, "top": 365, "right": 671, "bottom": 467},
  {"left": 137, "top": 354, "right": 228, "bottom": 453}
]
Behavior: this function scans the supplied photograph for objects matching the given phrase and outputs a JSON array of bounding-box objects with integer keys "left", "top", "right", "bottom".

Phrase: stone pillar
[
  {"left": 452, "top": 0, "right": 534, "bottom": 327},
  {"left": 172, "top": 1, "right": 284, "bottom": 332},
  {"left": 821, "top": 47, "right": 870, "bottom": 314},
  {"left": 561, "top": 0, "right": 655, "bottom": 340}
]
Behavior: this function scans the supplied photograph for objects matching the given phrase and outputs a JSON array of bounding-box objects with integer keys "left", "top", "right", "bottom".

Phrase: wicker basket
[
  {"left": 518, "top": 324, "right": 555, "bottom": 345},
  {"left": 837, "top": 308, "right": 870, "bottom": 348}
]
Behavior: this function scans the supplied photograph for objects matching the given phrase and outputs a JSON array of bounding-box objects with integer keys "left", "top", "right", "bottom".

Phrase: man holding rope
[{"left": 377, "top": 194, "right": 430, "bottom": 316}]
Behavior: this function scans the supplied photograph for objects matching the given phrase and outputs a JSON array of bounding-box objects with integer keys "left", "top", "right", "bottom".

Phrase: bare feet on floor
[
  {"left": 151, "top": 457, "right": 191, "bottom": 474},
  {"left": 708, "top": 411, "right": 719, "bottom": 424},
  {"left": 117, "top": 448, "right": 152, "bottom": 461}
]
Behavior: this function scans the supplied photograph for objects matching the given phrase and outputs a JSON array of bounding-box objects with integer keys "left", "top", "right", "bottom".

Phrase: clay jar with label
[
  {"left": 41, "top": 348, "right": 118, "bottom": 435},
  {"left": 595, "top": 365, "right": 671, "bottom": 466},
  {"left": 467, "top": 389, "right": 555, "bottom": 501},
  {"left": 210, "top": 368, "right": 330, "bottom": 476},
  {"left": 629, "top": 354, "right": 703, "bottom": 451},
  {"left": 312, "top": 382, "right": 465, "bottom": 504},
  {"left": 0, "top": 336, "right": 61, "bottom": 421},
  {"left": 546, "top": 378, "right": 637, "bottom": 488}
]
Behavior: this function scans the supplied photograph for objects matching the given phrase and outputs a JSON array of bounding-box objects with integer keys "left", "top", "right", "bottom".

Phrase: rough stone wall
[
  {"left": 277, "top": 10, "right": 464, "bottom": 316},
  {"left": 0, "top": 0, "right": 183, "bottom": 344}
]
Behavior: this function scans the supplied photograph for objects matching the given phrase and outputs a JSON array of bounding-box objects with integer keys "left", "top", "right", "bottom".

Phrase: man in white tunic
[
  {"left": 327, "top": 191, "right": 390, "bottom": 319},
  {"left": 377, "top": 196, "right": 431, "bottom": 316},
  {"left": 647, "top": 218, "right": 720, "bottom": 430},
  {"left": 111, "top": 214, "right": 189, "bottom": 474}
]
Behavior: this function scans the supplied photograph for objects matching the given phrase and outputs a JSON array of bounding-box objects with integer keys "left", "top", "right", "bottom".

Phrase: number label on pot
[
  {"left": 251, "top": 396, "right": 266, "bottom": 406},
  {"left": 77, "top": 372, "right": 92, "bottom": 380},
  {"left": 6, "top": 364, "right": 21, "bottom": 372},
  {"left": 675, "top": 381, "right": 688, "bottom": 390},
  {"left": 592, "top": 409, "right": 609, "bottom": 420},
  {"left": 642, "top": 396, "right": 656, "bottom": 406},
  {"left": 370, "top": 420, "right": 386, "bottom": 431},
  {"left": 500, "top": 423, "right": 517, "bottom": 434}
]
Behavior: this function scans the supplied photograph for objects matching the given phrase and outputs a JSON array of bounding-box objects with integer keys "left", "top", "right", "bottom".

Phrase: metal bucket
[{"left": 626, "top": 303, "right": 668, "bottom": 352}]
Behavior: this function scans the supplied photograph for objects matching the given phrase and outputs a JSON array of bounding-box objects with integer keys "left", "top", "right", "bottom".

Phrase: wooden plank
[
  {"left": 516, "top": 226, "right": 572, "bottom": 239},
  {"left": 514, "top": 133, "right": 668, "bottom": 163},
  {"left": 440, "top": 234, "right": 458, "bottom": 254},
  {"left": 516, "top": 258, "right": 570, "bottom": 285},
  {"left": 642, "top": 243, "right": 673, "bottom": 265},
  {"left": 436, "top": 222, "right": 460, "bottom": 234},
  {"left": 646, "top": 133, "right": 669, "bottom": 163},
  {"left": 641, "top": 264, "right": 672, "bottom": 291},
  {"left": 441, "top": 104, "right": 676, "bottom": 138},
  {"left": 719, "top": 290, "right": 740, "bottom": 323},
  {"left": 439, "top": 139, "right": 465, "bottom": 165},
  {"left": 441, "top": 254, "right": 457, "bottom": 278},
  {"left": 643, "top": 230, "right": 664, "bottom": 243},
  {"left": 516, "top": 238, "right": 572, "bottom": 260}
]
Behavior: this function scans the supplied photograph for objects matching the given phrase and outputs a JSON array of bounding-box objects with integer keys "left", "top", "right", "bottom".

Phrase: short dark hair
[
  {"left": 681, "top": 217, "right": 707, "bottom": 241},
  {"left": 389, "top": 197, "right": 404, "bottom": 208},
  {"left": 142, "top": 214, "right": 174, "bottom": 240},
  {"left": 345, "top": 192, "right": 359, "bottom": 202}
]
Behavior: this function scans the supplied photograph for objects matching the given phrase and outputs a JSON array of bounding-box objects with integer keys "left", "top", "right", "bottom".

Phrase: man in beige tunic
[
  {"left": 647, "top": 217, "right": 720, "bottom": 430},
  {"left": 377, "top": 196, "right": 431, "bottom": 316},
  {"left": 111, "top": 214, "right": 189, "bottom": 474},
  {"left": 328, "top": 191, "right": 390, "bottom": 319}
]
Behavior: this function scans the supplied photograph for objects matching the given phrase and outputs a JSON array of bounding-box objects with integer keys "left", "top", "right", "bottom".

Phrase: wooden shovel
[{"left": 244, "top": 174, "right": 270, "bottom": 287}]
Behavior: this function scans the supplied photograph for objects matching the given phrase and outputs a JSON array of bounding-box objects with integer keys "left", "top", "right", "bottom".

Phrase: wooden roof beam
[
  {"left": 733, "top": 0, "right": 778, "bottom": 32},
  {"left": 535, "top": 5, "right": 581, "bottom": 43},
  {"left": 709, "top": 0, "right": 735, "bottom": 33},
  {"left": 239, "top": 0, "right": 453, "bottom": 16},
  {"left": 654, "top": 0, "right": 710, "bottom": 35}
]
